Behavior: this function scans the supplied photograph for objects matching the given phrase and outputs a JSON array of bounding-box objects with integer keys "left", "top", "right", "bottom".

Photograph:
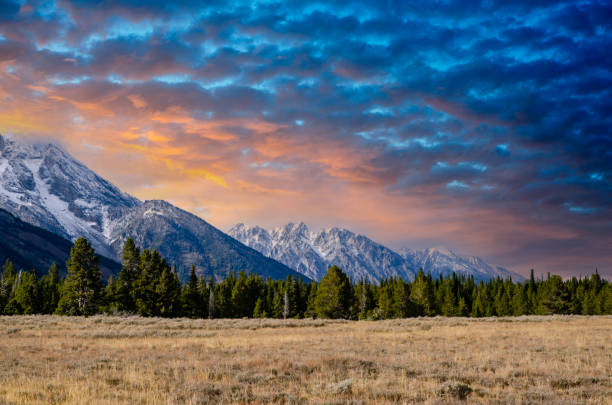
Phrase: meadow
[{"left": 0, "top": 315, "right": 610, "bottom": 404}]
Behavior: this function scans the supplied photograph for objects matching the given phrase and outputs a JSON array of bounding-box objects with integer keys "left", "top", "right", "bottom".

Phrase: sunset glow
[{"left": 1, "top": 0, "right": 610, "bottom": 277}]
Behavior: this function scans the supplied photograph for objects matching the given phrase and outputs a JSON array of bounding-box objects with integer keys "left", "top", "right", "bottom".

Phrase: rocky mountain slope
[
  {"left": 400, "top": 247, "right": 524, "bottom": 281},
  {"left": 229, "top": 223, "right": 526, "bottom": 282},
  {"left": 0, "top": 134, "right": 300, "bottom": 281},
  {"left": 0, "top": 208, "right": 120, "bottom": 279}
]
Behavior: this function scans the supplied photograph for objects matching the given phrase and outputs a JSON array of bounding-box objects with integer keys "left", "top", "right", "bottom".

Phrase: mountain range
[
  {"left": 0, "top": 134, "right": 300, "bottom": 281},
  {"left": 1, "top": 133, "right": 525, "bottom": 283},
  {"left": 229, "top": 223, "right": 525, "bottom": 282}
]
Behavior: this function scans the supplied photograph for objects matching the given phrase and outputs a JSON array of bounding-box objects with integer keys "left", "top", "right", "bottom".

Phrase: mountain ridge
[
  {"left": 0, "top": 134, "right": 302, "bottom": 281},
  {"left": 229, "top": 222, "right": 526, "bottom": 282}
]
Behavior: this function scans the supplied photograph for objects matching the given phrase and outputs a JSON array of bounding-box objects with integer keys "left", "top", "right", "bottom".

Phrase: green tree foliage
[
  {"left": 536, "top": 275, "right": 570, "bottom": 315},
  {"left": 410, "top": 270, "right": 436, "bottom": 316},
  {"left": 0, "top": 259, "right": 18, "bottom": 313},
  {"left": 115, "top": 238, "right": 140, "bottom": 313},
  {"left": 1, "top": 240, "right": 610, "bottom": 319},
  {"left": 182, "top": 266, "right": 203, "bottom": 318},
  {"left": 313, "top": 266, "right": 354, "bottom": 319},
  {"left": 157, "top": 265, "right": 182, "bottom": 317},
  {"left": 56, "top": 238, "right": 102, "bottom": 316},
  {"left": 7, "top": 270, "right": 40, "bottom": 314},
  {"left": 39, "top": 262, "right": 61, "bottom": 314}
]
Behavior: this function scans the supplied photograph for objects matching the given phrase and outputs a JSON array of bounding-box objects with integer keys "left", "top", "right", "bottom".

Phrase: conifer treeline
[{"left": 1, "top": 238, "right": 610, "bottom": 318}]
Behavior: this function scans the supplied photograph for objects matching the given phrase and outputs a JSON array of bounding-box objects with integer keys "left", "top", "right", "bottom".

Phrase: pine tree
[
  {"left": 116, "top": 238, "right": 140, "bottom": 312},
  {"left": 216, "top": 273, "right": 235, "bottom": 318},
  {"left": 410, "top": 270, "right": 435, "bottom": 316},
  {"left": 457, "top": 296, "right": 469, "bottom": 316},
  {"left": 8, "top": 270, "right": 40, "bottom": 314},
  {"left": 158, "top": 264, "right": 181, "bottom": 317},
  {"left": 56, "top": 238, "right": 103, "bottom": 316},
  {"left": 253, "top": 297, "right": 266, "bottom": 318},
  {"left": 131, "top": 249, "right": 162, "bottom": 316},
  {"left": 103, "top": 275, "right": 119, "bottom": 313},
  {"left": 208, "top": 277, "right": 215, "bottom": 319},
  {"left": 1, "top": 260, "right": 18, "bottom": 313},
  {"left": 283, "top": 289, "right": 290, "bottom": 319},
  {"left": 537, "top": 275, "right": 569, "bottom": 315},
  {"left": 442, "top": 284, "right": 458, "bottom": 316},
  {"left": 272, "top": 288, "right": 283, "bottom": 318},
  {"left": 305, "top": 282, "right": 317, "bottom": 318},
  {"left": 512, "top": 283, "right": 529, "bottom": 316},
  {"left": 40, "top": 262, "right": 61, "bottom": 314},
  {"left": 391, "top": 279, "right": 410, "bottom": 318},
  {"left": 313, "top": 266, "right": 354, "bottom": 319},
  {"left": 182, "top": 266, "right": 203, "bottom": 318},
  {"left": 471, "top": 289, "right": 486, "bottom": 317}
]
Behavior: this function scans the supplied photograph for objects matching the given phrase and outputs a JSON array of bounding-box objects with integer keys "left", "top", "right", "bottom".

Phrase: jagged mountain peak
[
  {"left": 0, "top": 134, "right": 139, "bottom": 257},
  {"left": 230, "top": 222, "right": 526, "bottom": 282},
  {"left": 1, "top": 134, "right": 302, "bottom": 282},
  {"left": 229, "top": 222, "right": 415, "bottom": 282}
]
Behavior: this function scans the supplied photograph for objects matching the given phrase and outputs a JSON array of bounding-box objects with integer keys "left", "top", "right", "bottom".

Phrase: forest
[{"left": 1, "top": 237, "right": 610, "bottom": 318}]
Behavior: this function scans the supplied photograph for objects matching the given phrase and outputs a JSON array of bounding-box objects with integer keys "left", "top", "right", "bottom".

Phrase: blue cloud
[{"left": 1, "top": 0, "right": 611, "bottom": 274}]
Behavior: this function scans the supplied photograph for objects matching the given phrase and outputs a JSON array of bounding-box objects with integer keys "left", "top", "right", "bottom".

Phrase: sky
[{"left": 0, "top": 0, "right": 610, "bottom": 278}]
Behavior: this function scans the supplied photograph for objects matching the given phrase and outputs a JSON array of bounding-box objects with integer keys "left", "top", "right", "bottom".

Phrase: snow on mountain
[
  {"left": 400, "top": 247, "right": 525, "bottom": 281},
  {"left": 0, "top": 134, "right": 138, "bottom": 257},
  {"left": 0, "top": 134, "right": 300, "bottom": 281},
  {"left": 105, "top": 200, "right": 301, "bottom": 281},
  {"left": 229, "top": 223, "right": 526, "bottom": 282},
  {"left": 229, "top": 222, "right": 415, "bottom": 282}
]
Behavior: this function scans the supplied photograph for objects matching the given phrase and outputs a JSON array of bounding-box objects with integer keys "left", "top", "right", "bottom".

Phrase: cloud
[{"left": 0, "top": 0, "right": 610, "bottom": 277}]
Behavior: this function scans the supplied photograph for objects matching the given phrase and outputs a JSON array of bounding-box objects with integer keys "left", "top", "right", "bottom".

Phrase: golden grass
[{"left": 0, "top": 316, "right": 610, "bottom": 404}]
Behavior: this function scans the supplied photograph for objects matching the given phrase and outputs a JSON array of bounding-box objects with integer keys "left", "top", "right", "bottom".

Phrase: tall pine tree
[{"left": 56, "top": 238, "right": 103, "bottom": 316}]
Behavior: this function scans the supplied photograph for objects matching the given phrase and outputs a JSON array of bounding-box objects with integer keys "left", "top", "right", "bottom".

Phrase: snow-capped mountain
[
  {"left": 0, "top": 134, "right": 300, "bottom": 281},
  {"left": 0, "top": 134, "right": 138, "bottom": 258},
  {"left": 229, "top": 222, "right": 416, "bottom": 282},
  {"left": 400, "top": 247, "right": 525, "bottom": 281},
  {"left": 228, "top": 223, "right": 526, "bottom": 282},
  {"left": 105, "top": 200, "right": 303, "bottom": 280}
]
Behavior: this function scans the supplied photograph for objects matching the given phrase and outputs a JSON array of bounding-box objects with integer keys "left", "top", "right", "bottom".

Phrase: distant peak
[
  {"left": 426, "top": 246, "right": 455, "bottom": 256},
  {"left": 283, "top": 221, "right": 309, "bottom": 233}
]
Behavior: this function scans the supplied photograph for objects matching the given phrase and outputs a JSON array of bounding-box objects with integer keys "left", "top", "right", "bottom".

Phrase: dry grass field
[{"left": 0, "top": 316, "right": 610, "bottom": 404}]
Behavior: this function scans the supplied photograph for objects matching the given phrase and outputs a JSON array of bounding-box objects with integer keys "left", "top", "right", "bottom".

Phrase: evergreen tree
[
  {"left": 272, "top": 288, "right": 283, "bottom": 318},
  {"left": 56, "top": 238, "right": 103, "bottom": 316},
  {"left": 537, "top": 275, "right": 569, "bottom": 315},
  {"left": 471, "top": 288, "right": 486, "bottom": 317},
  {"left": 253, "top": 297, "right": 266, "bottom": 318},
  {"left": 305, "top": 282, "right": 317, "bottom": 318},
  {"left": 7, "top": 270, "right": 40, "bottom": 314},
  {"left": 313, "top": 266, "right": 354, "bottom": 319},
  {"left": 391, "top": 279, "right": 411, "bottom": 318},
  {"left": 512, "top": 283, "right": 529, "bottom": 316},
  {"left": 198, "top": 275, "right": 210, "bottom": 318},
  {"left": 410, "top": 270, "right": 435, "bottom": 316},
  {"left": 116, "top": 238, "right": 140, "bottom": 312},
  {"left": 182, "top": 266, "right": 203, "bottom": 318},
  {"left": 208, "top": 277, "right": 215, "bottom": 319},
  {"left": 155, "top": 264, "right": 182, "bottom": 317},
  {"left": 132, "top": 249, "right": 167, "bottom": 316},
  {"left": 216, "top": 273, "right": 235, "bottom": 318},
  {"left": 39, "top": 262, "right": 61, "bottom": 314},
  {"left": 0, "top": 259, "right": 18, "bottom": 313},
  {"left": 457, "top": 296, "right": 469, "bottom": 316},
  {"left": 103, "top": 275, "right": 119, "bottom": 313},
  {"left": 441, "top": 280, "right": 459, "bottom": 316},
  {"left": 283, "top": 289, "right": 289, "bottom": 319}
]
